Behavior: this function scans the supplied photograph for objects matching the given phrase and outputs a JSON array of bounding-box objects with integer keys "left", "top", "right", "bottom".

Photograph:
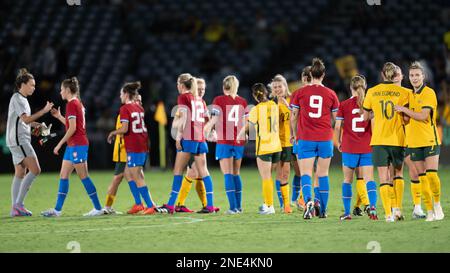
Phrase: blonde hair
[
  {"left": 197, "top": 78, "right": 206, "bottom": 85},
  {"left": 382, "top": 62, "right": 398, "bottom": 82},
  {"left": 178, "top": 73, "right": 198, "bottom": 97},
  {"left": 350, "top": 75, "right": 367, "bottom": 113},
  {"left": 409, "top": 61, "right": 425, "bottom": 75},
  {"left": 271, "top": 74, "right": 291, "bottom": 97},
  {"left": 223, "top": 75, "right": 239, "bottom": 97}
]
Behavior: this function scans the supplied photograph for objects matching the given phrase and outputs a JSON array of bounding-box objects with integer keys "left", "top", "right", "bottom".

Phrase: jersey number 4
[{"left": 131, "top": 112, "right": 147, "bottom": 133}]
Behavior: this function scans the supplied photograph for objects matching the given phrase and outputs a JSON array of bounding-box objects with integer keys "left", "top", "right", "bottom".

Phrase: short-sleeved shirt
[
  {"left": 248, "top": 100, "right": 282, "bottom": 156},
  {"left": 112, "top": 114, "right": 127, "bottom": 162},
  {"left": 177, "top": 93, "right": 207, "bottom": 142},
  {"left": 290, "top": 84, "right": 339, "bottom": 141},
  {"left": 336, "top": 96, "right": 372, "bottom": 154},
  {"left": 278, "top": 97, "right": 293, "bottom": 148},
  {"left": 211, "top": 95, "right": 248, "bottom": 146},
  {"left": 406, "top": 85, "right": 441, "bottom": 148},
  {"left": 65, "top": 98, "right": 89, "bottom": 147},
  {"left": 6, "top": 92, "right": 31, "bottom": 147},
  {"left": 119, "top": 102, "right": 148, "bottom": 153},
  {"left": 363, "top": 82, "right": 411, "bottom": 147}
]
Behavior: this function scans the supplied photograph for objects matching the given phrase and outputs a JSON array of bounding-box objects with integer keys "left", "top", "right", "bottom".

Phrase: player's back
[
  {"left": 120, "top": 102, "right": 148, "bottom": 153},
  {"left": 65, "top": 98, "right": 89, "bottom": 147},
  {"left": 212, "top": 95, "right": 248, "bottom": 145}
]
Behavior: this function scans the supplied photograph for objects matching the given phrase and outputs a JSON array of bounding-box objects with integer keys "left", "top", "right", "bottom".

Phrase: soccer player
[
  {"left": 335, "top": 75, "right": 378, "bottom": 220},
  {"left": 158, "top": 74, "right": 219, "bottom": 214},
  {"left": 107, "top": 81, "right": 156, "bottom": 215},
  {"left": 394, "top": 61, "right": 444, "bottom": 221},
  {"left": 239, "top": 83, "right": 282, "bottom": 215},
  {"left": 271, "top": 74, "right": 293, "bottom": 214},
  {"left": 362, "top": 62, "right": 411, "bottom": 222},
  {"left": 103, "top": 95, "right": 145, "bottom": 215},
  {"left": 41, "top": 77, "right": 103, "bottom": 217},
  {"left": 290, "top": 58, "right": 339, "bottom": 219},
  {"left": 7, "top": 68, "right": 54, "bottom": 216},
  {"left": 205, "top": 75, "right": 248, "bottom": 214}
]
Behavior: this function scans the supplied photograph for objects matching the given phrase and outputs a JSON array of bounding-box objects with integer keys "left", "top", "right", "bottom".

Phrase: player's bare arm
[{"left": 20, "top": 101, "right": 53, "bottom": 125}]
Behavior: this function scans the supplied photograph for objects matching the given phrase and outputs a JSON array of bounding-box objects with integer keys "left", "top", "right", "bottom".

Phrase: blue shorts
[
  {"left": 63, "top": 145, "right": 89, "bottom": 164},
  {"left": 297, "top": 140, "right": 333, "bottom": 159},
  {"left": 178, "top": 140, "right": 208, "bottom": 154},
  {"left": 293, "top": 141, "right": 299, "bottom": 155},
  {"left": 342, "top": 152, "right": 373, "bottom": 168},
  {"left": 127, "top": 152, "right": 148, "bottom": 168},
  {"left": 215, "top": 144, "right": 245, "bottom": 160}
]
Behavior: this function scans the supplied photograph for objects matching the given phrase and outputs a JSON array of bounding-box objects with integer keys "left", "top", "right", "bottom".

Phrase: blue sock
[
  {"left": 128, "top": 180, "right": 142, "bottom": 205},
  {"left": 366, "top": 181, "right": 377, "bottom": 207},
  {"left": 314, "top": 186, "right": 321, "bottom": 204},
  {"left": 300, "top": 175, "right": 312, "bottom": 202},
  {"left": 224, "top": 174, "right": 237, "bottom": 210},
  {"left": 55, "top": 178, "right": 69, "bottom": 211},
  {"left": 318, "top": 176, "right": 329, "bottom": 214},
  {"left": 275, "top": 180, "right": 283, "bottom": 208},
  {"left": 203, "top": 175, "right": 214, "bottom": 207},
  {"left": 234, "top": 175, "right": 243, "bottom": 210},
  {"left": 291, "top": 175, "right": 301, "bottom": 203},
  {"left": 138, "top": 186, "right": 154, "bottom": 208},
  {"left": 168, "top": 175, "right": 183, "bottom": 206},
  {"left": 342, "top": 182, "right": 352, "bottom": 215},
  {"left": 81, "top": 177, "right": 101, "bottom": 210}
]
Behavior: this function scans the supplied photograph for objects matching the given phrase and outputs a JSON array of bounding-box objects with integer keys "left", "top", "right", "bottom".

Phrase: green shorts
[
  {"left": 187, "top": 154, "right": 195, "bottom": 168},
  {"left": 372, "top": 145, "right": 405, "bottom": 168},
  {"left": 280, "top": 147, "right": 293, "bottom": 162},
  {"left": 257, "top": 152, "right": 281, "bottom": 163},
  {"left": 409, "top": 146, "right": 440, "bottom": 162},
  {"left": 405, "top": 147, "right": 412, "bottom": 157},
  {"left": 114, "top": 162, "right": 126, "bottom": 175}
]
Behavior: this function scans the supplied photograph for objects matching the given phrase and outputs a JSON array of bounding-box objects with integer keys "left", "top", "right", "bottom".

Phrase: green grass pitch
[{"left": 0, "top": 167, "right": 449, "bottom": 253}]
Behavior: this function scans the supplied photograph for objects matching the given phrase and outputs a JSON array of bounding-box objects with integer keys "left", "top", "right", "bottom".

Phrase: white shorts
[{"left": 8, "top": 143, "right": 37, "bottom": 165}]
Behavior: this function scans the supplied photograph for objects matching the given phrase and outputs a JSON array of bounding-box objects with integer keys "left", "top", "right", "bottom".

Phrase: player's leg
[
  {"left": 74, "top": 161, "right": 103, "bottom": 216},
  {"left": 124, "top": 166, "right": 145, "bottom": 214},
  {"left": 354, "top": 166, "right": 370, "bottom": 214},
  {"left": 340, "top": 164, "right": 354, "bottom": 220},
  {"left": 233, "top": 157, "right": 243, "bottom": 212},
  {"left": 176, "top": 157, "right": 196, "bottom": 212},
  {"left": 194, "top": 152, "right": 218, "bottom": 212},
  {"left": 362, "top": 164, "right": 378, "bottom": 220},
  {"left": 277, "top": 147, "right": 292, "bottom": 213},
  {"left": 425, "top": 152, "right": 444, "bottom": 220},
  {"left": 257, "top": 156, "right": 275, "bottom": 214},
  {"left": 129, "top": 165, "right": 156, "bottom": 214},
  {"left": 405, "top": 154, "right": 425, "bottom": 218},
  {"left": 191, "top": 163, "right": 207, "bottom": 209},
  {"left": 11, "top": 163, "right": 26, "bottom": 216},
  {"left": 291, "top": 156, "right": 302, "bottom": 208},
  {"left": 413, "top": 156, "right": 434, "bottom": 221},
  {"left": 299, "top": 157, "right": 316, "bottom": 219},
  {"left": 104, "top": 162, "right": 125, "bottom": 213},
  {"left": 220, "top": 157, "right": 237, "bottom": 214},
  {"left": 315, "top": 141, "right": 334, "bottom": 218},
  {"left": 392, "top": 160, "right": 405, "bottom": 220},
  {"left": 377, "top": 166, "right": 394, "bottom": 221}
]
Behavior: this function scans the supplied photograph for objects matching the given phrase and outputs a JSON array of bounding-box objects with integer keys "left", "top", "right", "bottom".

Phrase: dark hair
[
  {"left": 311, "top": 58, "right": 325, "bottom": 79},
  {"left": 15, "top": 68, "right": 34, "bottom": 90},
  {"left": 301, "top": 66, "right": 312, "bottom": 83},
  {"left": 62, "top": 77, "right": 80, "bottom": 96},
  {"left": 251, "top": 83, "right": 269, "bottom": 103},
  {"left": 122, "top": 81, "right": 141, "bottom": 100}
]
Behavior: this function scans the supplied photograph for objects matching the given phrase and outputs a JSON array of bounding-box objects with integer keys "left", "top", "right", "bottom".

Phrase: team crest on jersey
[
  {"left": 128, "top": 156, "right": 131, "bottom": 162},
  {"left": 73, "top": 152, "right": 78, "bottom": 158}
]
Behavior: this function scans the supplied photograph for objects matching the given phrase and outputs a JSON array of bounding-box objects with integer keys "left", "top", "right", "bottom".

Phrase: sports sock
[
  {"left": 356, "top": 177, "right": 369, "bottom": 206},
  {"left": 128, "top": 180, "right": 142, "bottom": 205},
  {"left": 262, "top": 178, "right": 274, "bottom": 207},
  {"left": 224, "top": 174, "right": 237, "bottom": 210},
  {"left": 202, "top": 175, "right": 214, "bottom": 207},
  {"left": 11, "top": 176, "right": 22, "bottom": 207},
  {"left": 379, "top": 183, "right": 392, "bottom": 217},
  {"left": 354, "top": 193, "right": 362, "bottom": 208},
  {"left": 342, "top": 182, "right": 352, "bottom": 215},
  {"left": 16, "top": 172, "right": 37, "bottom": 205},
  {"left": 55, "top": 178, "right": 69, "bottom": 211},
  {"left": 419, "top": 173, "right": 433, "bottom": 211},
  {"left": 426, "top": 170, "right": 441, "bottom": 204},
  {"left": 314, "top": 186, "right": 320, "bottom": 204},
  {"left": 318, "top": 176, "right": 329, "bottom": 214},
  {"left": 389, "top": 184, "right": 397, "bottom": 209},
  {"left": 410, "top": 180, "right": 421, "bottom": 206},
  {"left": 234, "top": 175, "right": 243, "bottom": 210},
  {"left": 291, "top": 175, "right": 301, "bottom": 203},
  {"left": 300, "top": 175, "right": 312, "bottom": 203},
  {"left": 105, "top": 194, "right": 116, "bottom": 207},
  {"left": 138, "top": 186, "right": 154, "bottom": 208},
  {"left": 275, "top": 180, "right": 283, "bottom": 208},
  {"left": 168, "top": 175, "right": 183, "bottom": 206},
  {"left": 177, "top": 176, "right": 193, "bottom": 206},
  {"left": 280, "top": 183, "right": 290, "bottom": 209},
  {"left": 195, "top": 178, "right": 207, "bottom": 207},
  {"left": 81, "top": 177, "right": 102, "bottom": 210},
  {"left": 366, "top": 181, "right": 377, "bottom": 207},
  {"left": 393, "top": 177, "right": 404, "bottom": 210}
]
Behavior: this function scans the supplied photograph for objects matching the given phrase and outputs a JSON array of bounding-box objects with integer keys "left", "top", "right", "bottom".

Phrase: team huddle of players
[{"left": 6, "top": 57, "right": 444, "bottom": 222}]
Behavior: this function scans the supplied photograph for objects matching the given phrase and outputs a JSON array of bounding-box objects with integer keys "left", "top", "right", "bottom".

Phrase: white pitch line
[{"left": 0, "top": 217, "right": 204, "bottom": 237}]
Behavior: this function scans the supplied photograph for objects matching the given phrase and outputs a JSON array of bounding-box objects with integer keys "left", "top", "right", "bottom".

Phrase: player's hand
[
  {"left": 394, "top": 105, "right": 405, "bottom": 113},
  {"left": 107, "top": 132, "right": 115, "bottom": 144},
  {"left": 43, "top": 101, "right": 54, "bottom": 113},
  {"left": 176, "top": 139, "right": 182, "bottom": 151},
  {"left": 338, "top": 143, "right": 342, "bottom": 152},
  {"left": 290, "top": 135, "right": 296, "bottom": 145},
  {"left": 51, "top": 106, "right": 62, "bottom": 119},
  {"left": 53, "top": 144, "right": 61, "bottom": 155}
]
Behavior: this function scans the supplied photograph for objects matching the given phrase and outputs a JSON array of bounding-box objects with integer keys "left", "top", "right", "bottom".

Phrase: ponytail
[
  {"left": 381, "top": 62, "right": 398, "bottom": 82},
  {"left": 350, "top": 74, "right": 367, "bottom": 113},
  {"left": 62, "top": 77, "right": 81, "bottom": 98},
  {"left": 223, "top": 75, "right": 239, "bottom": 97}
]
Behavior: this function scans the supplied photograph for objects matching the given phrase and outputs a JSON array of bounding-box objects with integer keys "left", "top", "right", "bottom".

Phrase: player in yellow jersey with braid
[
  {"left": 363, "top": 62, "right": 412, "bottom": 222},
  {"left": 271, "top": 74, "right": 293, "bottom": 214},
  {"left": 394, "top": 61, "right": 444, "bottom": 221}
]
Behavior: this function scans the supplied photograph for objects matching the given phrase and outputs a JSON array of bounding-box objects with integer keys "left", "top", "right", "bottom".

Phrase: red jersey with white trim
[
  {"left": 211, "top": 95, "right": 248, "bottom": 146},
  {"left": 290, "top": 84, "right": 339, "bottom": 141},
  {"left": 65, "top": 98, "right": 89, "bottom": 147},
  {"left": 177, "top": 93, "right": 207, "bottom": 142},
  {"left": 336, "top": 96, "right": 372, "bottom": 154},
  {"left": 119, "top": 102, "right": 148, "bottom": 153},
  {"left": 290, "top": 88, "right": 303, "bottom": 138}
]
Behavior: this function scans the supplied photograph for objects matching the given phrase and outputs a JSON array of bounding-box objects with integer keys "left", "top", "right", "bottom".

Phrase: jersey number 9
[{"left": 309, "top": 95, "right": 323, "bottom": 118}]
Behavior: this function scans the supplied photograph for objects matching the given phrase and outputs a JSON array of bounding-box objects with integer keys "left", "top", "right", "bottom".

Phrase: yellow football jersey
[
  {"left": 248, "top": 100, "right": 282, "bottom": 156},
  {"left": 113, "top": 115, "right": 127, "bottom": 162},
  {"left": 363, "top": 82, "right": 411, "bottom": 147},
  {"left": 406, "top": 85, "right": 441, "bottom": 148},
  {"left": 278, "top": 97, "right": 293, "bottom": 148}
]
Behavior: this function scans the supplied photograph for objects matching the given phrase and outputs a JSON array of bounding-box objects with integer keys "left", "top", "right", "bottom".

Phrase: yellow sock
[
  {"left": 177, "top": 176, "right": 193, "bottom": 206},
  {"left": 262, "top": 179, "right": 274, "bottom": 207},
  {"left": 389, "top": 184, "right": 397, "bottom": 209},
  {"left": 426, "top": 170, "right": 441, "bottom": 204},
  {"left": 105, "top": 194, "right": 116, "bottom": 207},
  {"left": 354, "top": 193, "right": 362, "bottom": 208},
  {"left": 195, "top": 179, "right": 207, "bottom": 207},
  {"left": 410, "top": 180, "right": 421, "bottom": 206},
  {"left": 356, "top": 178, "right": 369, "bottom": 206},
  {"left": 380, "top": 184, "right": 392, "bottom": 217},
  {"left": 419, "top": 174, "right": 433, "bottom": 211},
  {"left": 393, "top": 177, "right": 404, "bottom": 210},
  {"left": 280, "top": 183, "right": 290, "bottom": 209}
]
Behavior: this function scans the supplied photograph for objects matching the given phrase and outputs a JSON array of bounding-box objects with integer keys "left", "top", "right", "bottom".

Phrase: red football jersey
[
  {"left": 119, "top": 102, "right": 148, "bottom": 153},
  {"left": 177, "top": 93, "right": 207, "bottom": 142},
  {"left": 336, "top": 96, "right": 372, "bottom": 154},
  {"left": 211, "top": 95, "right": 248, "bottom": 146},
  {"left": 290, "top": 84, "right": 339, "bottom": 141},
  {"left": 65, "top": 98, "right": 89, "bottom": 147},
  {"left": 290, "top": 88, "right": 303, "bottom": 138}
]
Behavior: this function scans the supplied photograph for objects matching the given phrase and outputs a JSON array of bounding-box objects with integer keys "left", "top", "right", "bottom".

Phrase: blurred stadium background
[{"left": 1, "top": 0, "right": 450, "bottom": 173}]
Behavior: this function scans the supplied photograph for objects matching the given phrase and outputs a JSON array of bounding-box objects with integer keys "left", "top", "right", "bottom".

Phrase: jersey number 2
[{"left": 351, "top": 109, "right": 365, "bottom": 132}]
